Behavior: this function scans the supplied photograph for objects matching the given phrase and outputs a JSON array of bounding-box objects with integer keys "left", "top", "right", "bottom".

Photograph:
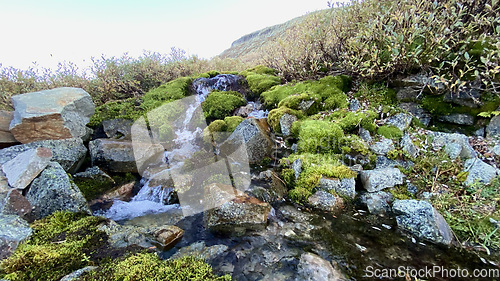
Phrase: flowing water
[{"left": 95, "top": 75, "right": 499, "bottom": 280}]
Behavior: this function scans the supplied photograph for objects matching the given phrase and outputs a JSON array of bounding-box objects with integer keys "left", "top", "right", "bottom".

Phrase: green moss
[
  {"left": 278, "top": 93, "right": 321, "bottom": 114},
  {"left": 389, "top": 185, "right": 414, "bottom": 200},
  {"left": 98, "top": 253, "right": 231, "bottom": 281},
  {"left": 223, "top": 116, "right": 244, "bottom": 132},
  {"left": 339, "top": 135, "right": 371, "bottom": 156},
  {"left": 240, "top": 66, "right": 281, "bottom": 97},
  {"left": 201, "top": 90, "right": 246, "bottom": 121},
  {"left": 422, "top": 93, "right": 500, "bottom": 118},
  {"left": 261, "top": 76, "right": 347, "bottom": 111},
  {"left": 89, "top": 77, "right": 193, "bottom": 127},
  {"left": 142, "top": 77, "right": 193, "bottom": 110},
  {"left": 261, "top": 76, "right": 348, "bottom": 110},
  {"left": 377, "top": 125, "right": 403, "bottom": 139},
  {"left": 282, "top": 153, "right": 356, "bottom": 204},
  {"left": 0, "top": 212, "right": 107, "bottom": 281},
  {"left": 267, "top": 107, "right": 304, "bottom": 133},
  {"left": 296, "top": 120, "right": 344, "bottom": 154},
  {"left": 89, "top": 98, "right": 143, "bottom": 127}
]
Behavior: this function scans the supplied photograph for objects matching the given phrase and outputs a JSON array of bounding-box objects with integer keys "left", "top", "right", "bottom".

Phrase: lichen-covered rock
[
  {"left": 151, "top": 225, "right": 184, "bottom": 248},
  {"left": 486, "top": 115, "right": 500, "bottom": 138},
  {"left": 438, "top": 113, "right": 474, "bottom": 126},
  {"left": 26, "top": 162, "right": 90, "bottom": 220},
  {"left": 295, "top": 253, "right": 347, "bottom": 281},
  {"left": 318, "top": 177, "right": 356, "bottom": 199},
  {"left": 170, "top": 241, "right": 228, "bottom": 263},
  {"left": 59, "top": 266, "right": 99, "bottom": 281},
  {"left": 399, "top": 102, "right": 431, "bottom": 127},
  {"left": 0, "top": 190, "right": 32, "bottom": 218},
  {"left": 204, "top": 184, "right": 271, "bottom": 235},
  {"left": 386, "top": 113, "right": 412, "bottom": 131},
  {"left": 280, "top": 113, "right": 298, "bottom": 137},
  {"left": 0, "top": 138, "right": 87, "bottom": 174},
  {"left": 292, "top": 158, "right": 302, "bottom": 180},
  {"left": 225, "top": 118, "right": 273, "bottom": 163},
  {"left": 2, "top": 148, "right": 52, "bottom": 189},
  {"left": 360, "top": 191, "right": 393, "bottom": 215},
  {"left": 431, "top": 131, "right": 476, "bottom": 159},
  {"left": 360, "top": 168, "right": 404, "bottom": 192},
  {"left": 369, "top": 137, "right": 395, "bottom": 155},
  {"left": 89, "top": 139, "right": 164, "bottom": 173},
  {"left": 393, "top": 199, "right": 453, "bottom": 245},
  {"left": 0, "top": 214, "right": 32, "bottom": 260},
  {"left": 463, "top": 158, "right": 499, "bottom": 186},
  {"left": 400, "top": 133, "right": 418, "bottom": 159},
  {"left": 10, "top": 87, "right": 95, "bottom": 143},
  {"left": 0, "top": 111, "right": 18, "bottom": 149},
  {"left": 307, "top": 190, "right": 344, "bottom": 212},
  {"left": 102, "top": 118, "right": 134, "bottom": 139}
]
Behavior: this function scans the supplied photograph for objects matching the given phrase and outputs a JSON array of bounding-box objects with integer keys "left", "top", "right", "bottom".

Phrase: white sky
[{"left": 0, "top": 0, "right": 333, "bottom": 71}]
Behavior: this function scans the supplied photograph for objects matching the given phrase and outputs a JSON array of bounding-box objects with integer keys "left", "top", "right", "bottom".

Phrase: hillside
[{"left": 218, "top": 10, "right": 323, "bottom": 60}]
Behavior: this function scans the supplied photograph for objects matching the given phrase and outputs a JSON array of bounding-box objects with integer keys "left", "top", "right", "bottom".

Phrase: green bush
[
  {"left": 263, "top": 0, "right": 499, "bottom": 95},
  {"left": 201, "top": 90, "right": 246, "bottom": 121}
]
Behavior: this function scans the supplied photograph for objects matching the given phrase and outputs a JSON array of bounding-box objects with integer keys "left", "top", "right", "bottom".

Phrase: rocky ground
[{"left": 0, "top": 68, "right": 500, "bottom": 280}]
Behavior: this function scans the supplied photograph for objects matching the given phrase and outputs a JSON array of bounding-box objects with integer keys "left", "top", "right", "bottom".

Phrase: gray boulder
[
  {"left": 2, "top": 148, "right": 52, "bottom": 189},
  {"left": 10, "top": 87, "right": 95, "bottom": 143},
  {"left": 318, "top": 177, "right": 356, "bottom": 199},
  {"left": 463, "top": 158, "right": 499, "bottom": 186},
  {"left": 375, "top": 156, "right": 414, "bottom": 169},
  {"left": 399, "top": 103, "right": 431, "bottom": 127},
  {"left": 26, "top": 162, "right": 90, "bottom": 220},
  {"left": 431, "top": 132, "right": 476, "bottom": 159},
  {"left": 393, "top": 199, "right": 453, "bottom": 245},
  {"left": 443, "top": 88, "right": 482, "bottom": 108},
  {"left": 0, "top": 138, "right": 87, "bottom": 174},
  {"left": 204, "top": 185, "right": 271, "bottom": 235},
  {"left": 0, "top": 214, "right": 32, "bottom": 260},
  {"left": 360, "top": 191, "right": 393, "bottom": 215},
  {"left": 360, "top": 168, "right": 404, "bottom": 192},
  {"left": 60, "top": 266, "right": 99, "bottom": 281},
  {"left": 280, "top": 113, "right": 298, "bottom": 136},
  {"left": 89, "top": 139, "right": 164, "bottom": 173},
  {"left": 0, "top": 190, "right": 32, "bottom": 218},
  {"left": 438, "top": 114, "right": 474, "bottom": 126},
  {"left": 358, "top": 127, "right": 372, "bottom": 143},
  {"left": 370, "top": 137, "right": 395, "bottom": 155},
  {"left": 226, "top": 118, "right": 273, "bottom": 164},
  {"left": 295, "top": 253, "right": 347, "bottom": 281},
  {"left": 102, "top": 118, "right": 134, "bottom": 140},
  {"left": 307, "top": 190, "right": 344, "bottom": 212},
  {"left": 386, "top": 113, "right": 412, "bottom": 131},
  {"left": 0, "top": 111, "right": 18, "bottom": 149},
  {"left": 400, "top": 134, "right": 418, "bottom": 159},
  {"left": 350, "top": 99, "right": 361, "bottom": 111},
  {"left": 170, "top": 241, "right": 228, "bottom": 263},
  {"left": 486, "top": 115, "right": 500, "bottom": 138},
  {"left": 292, "top": 158, "right": 302, "bottom": 180}
]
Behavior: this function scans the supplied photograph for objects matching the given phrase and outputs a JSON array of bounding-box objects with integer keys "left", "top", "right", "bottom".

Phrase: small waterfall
[{"left": 98, "top": 74, "right": 249, "bottom": 221}]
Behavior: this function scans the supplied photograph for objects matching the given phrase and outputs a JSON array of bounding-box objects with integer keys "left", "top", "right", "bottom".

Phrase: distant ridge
[{"left": 219, "top": 10, "right": 326, "bottom": 60}]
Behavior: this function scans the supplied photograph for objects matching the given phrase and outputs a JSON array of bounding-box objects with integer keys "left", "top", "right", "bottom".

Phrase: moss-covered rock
[
  {"left": 282, "top": 153, "right": 356, "bottom": 203},
  {"left": 296, "top": 120, "right": 344, "bottom": 154},
  {"left": 201, "top": 90, "right": 246, "bottom": 121},
  {"left": 377, "top": 125, "right": 403, "bottom": 139},
  {"left": 223, "top": 116, "right": 244, "bottom": 132},
  {"left": 240, "top": 66, "right": 281, "bottom": 98},
  {"left": 0, "top": 211, "right": 108, "bottom": 281},
  {"left": 89, "top": 77, "right": 193, "bottom": 127},
  {"left": 267, "top": 106, "right": 304, "bottom": 133}
]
